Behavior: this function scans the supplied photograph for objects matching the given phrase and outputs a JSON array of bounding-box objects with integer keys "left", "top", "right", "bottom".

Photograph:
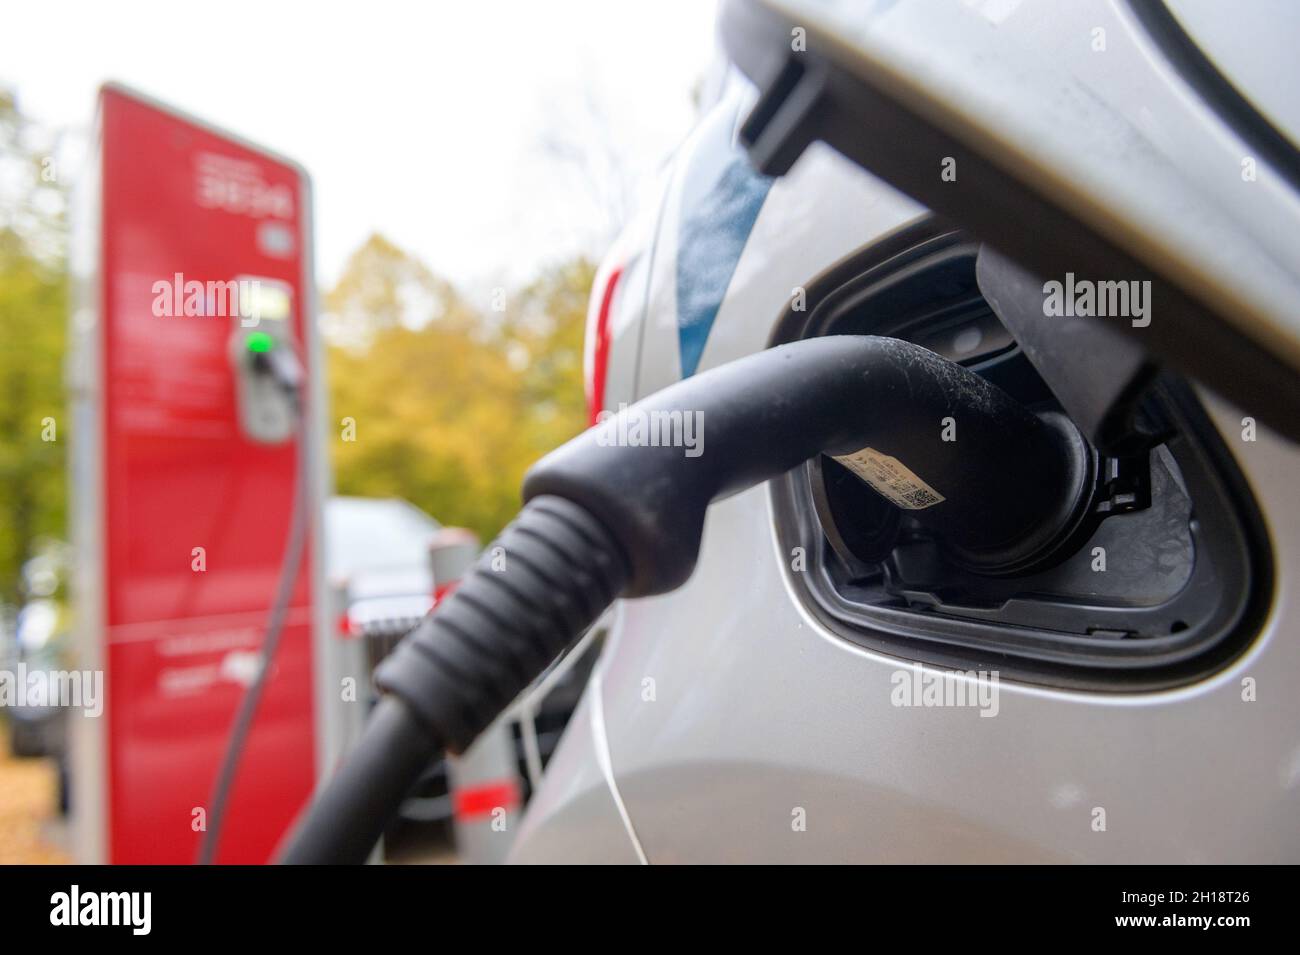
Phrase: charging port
[{"left": 770, "top": 221, "right": 1268, "bottom": 689}]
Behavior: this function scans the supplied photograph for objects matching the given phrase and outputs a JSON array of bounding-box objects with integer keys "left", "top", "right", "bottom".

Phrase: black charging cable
[{"left": 280, "top": 334, "right": 1093, "bottom": 864}]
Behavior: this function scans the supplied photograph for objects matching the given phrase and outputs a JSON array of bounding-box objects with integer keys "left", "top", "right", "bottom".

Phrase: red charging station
[{"left": 68, "top": 85, "right": 356, "bottom": 863}]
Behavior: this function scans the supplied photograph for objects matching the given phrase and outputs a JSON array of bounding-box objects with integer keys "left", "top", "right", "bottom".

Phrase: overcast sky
[{"left": 0, "top": 0, "right": 719, "bottom": 291}]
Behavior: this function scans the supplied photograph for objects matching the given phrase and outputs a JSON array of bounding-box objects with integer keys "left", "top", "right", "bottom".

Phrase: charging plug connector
[{"left": 280, "top": 335, "right": 1090, "bottom": 863}]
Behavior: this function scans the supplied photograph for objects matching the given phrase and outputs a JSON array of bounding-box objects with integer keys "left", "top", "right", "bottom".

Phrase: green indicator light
[{"left": 246, "top": 332, "right": 274, "bottom": 354}]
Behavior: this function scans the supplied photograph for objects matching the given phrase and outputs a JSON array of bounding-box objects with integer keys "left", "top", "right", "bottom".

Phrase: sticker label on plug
[{"left": 833, "top": 448, "right": 946, "bottom": 510}]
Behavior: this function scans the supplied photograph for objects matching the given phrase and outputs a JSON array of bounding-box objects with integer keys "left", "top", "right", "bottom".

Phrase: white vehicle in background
[
  {"left": 508, "top": 0, "right": 1300, "bottom": 863},
  {"left": 326, "top": 495, "right": 441, "bottom": 643},
  {"left": 2, "top": 546, "right": 74, "bottom": 815}
]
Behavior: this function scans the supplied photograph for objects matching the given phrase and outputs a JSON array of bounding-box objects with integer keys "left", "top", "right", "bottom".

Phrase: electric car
[{"left": 506, "top": 0, "right": 1300, "bottom": 863}]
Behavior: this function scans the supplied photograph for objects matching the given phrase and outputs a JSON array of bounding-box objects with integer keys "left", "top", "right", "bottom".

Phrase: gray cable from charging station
[{"left": 198, "top": 417, "right": 308, "bottom": 865}]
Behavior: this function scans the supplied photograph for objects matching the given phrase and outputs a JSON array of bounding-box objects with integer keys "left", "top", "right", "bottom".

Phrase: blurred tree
[
  {"left": 505, "top": 257, "right": 596, "bottom": 456},
  {"left": 321, "top": 233, "right": 466, "bottom": 349},
  {"left": 326, "top": 235, "right": 593, "bottom": 544},
  {"left": 0, "top": 90, "right": 68, "bottom": 606}
]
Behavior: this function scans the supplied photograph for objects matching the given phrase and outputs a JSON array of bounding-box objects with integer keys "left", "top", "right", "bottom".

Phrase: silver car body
[{"left": 510, "top": 0, "right": 1300, "bottom": 862}]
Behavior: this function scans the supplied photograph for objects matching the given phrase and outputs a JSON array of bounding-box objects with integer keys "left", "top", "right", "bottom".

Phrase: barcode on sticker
[{"left": 832, "top": 447, "right": 946, "bottom": 510}]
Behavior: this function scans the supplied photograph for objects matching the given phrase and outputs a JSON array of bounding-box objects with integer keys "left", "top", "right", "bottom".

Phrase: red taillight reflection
[
  {"left": 586, "top": 266, "right": 623, "bottom": 426},
  {"left": 432, "top": 579, "right": 460, "bottom": 609}
]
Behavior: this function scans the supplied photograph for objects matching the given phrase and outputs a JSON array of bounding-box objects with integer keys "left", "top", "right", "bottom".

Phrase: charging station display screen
[{"left": 85, "top": 87, "right": 317, "bottom": 863}]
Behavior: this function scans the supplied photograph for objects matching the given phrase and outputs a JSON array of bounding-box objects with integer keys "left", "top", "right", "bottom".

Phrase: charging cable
[
  {"left": 280, "top": 334, "right": 1092, "bottom": 863},
  {"left": 198, "top": 345, "right": 306, "bottom": 864}
]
